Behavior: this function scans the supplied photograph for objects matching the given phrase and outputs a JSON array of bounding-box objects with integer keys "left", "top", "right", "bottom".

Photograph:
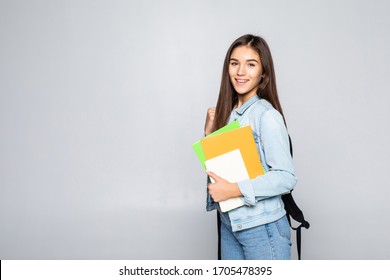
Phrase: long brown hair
[{"left": 212, "top": 34, "right": 286, "bottom": 132}]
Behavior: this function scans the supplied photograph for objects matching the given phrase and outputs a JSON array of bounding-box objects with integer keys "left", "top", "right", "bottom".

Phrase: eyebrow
[{"left": 229, "top": 58, "right": 259, "bottom": 63}]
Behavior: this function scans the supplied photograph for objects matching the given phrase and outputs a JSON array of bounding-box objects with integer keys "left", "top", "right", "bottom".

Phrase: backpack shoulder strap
[
  {"left": 284, "top": 135, "right": 310, "bottom": 260},
  {"left": 282, "top": 193, "right": 310, "bottom": 259}
]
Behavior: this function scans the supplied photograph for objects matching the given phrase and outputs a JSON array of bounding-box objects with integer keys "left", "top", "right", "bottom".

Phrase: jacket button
[{"left": 237, "top": 224, "right": 242, "bottom": 230}]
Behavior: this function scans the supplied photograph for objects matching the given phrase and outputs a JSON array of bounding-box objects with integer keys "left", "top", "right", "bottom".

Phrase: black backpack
[{"left": 217, "top": 135, "right": 310, "bottom": 260}]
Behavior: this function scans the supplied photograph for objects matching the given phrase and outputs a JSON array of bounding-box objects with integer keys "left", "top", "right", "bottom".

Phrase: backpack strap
[
  {"left": 217, "top": 212, "right": 222, "bottom": 260},
  {"left": 285, "top": 135, "right": 310, "bottom": 260},
  {"left": 282, "top": 193, "right": 310, "bottom": 260}
]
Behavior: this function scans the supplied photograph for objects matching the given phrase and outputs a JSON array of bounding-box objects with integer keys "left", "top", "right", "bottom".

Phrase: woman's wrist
[{"left": 229, "top": 183, "right": 243, "bottom": 198}]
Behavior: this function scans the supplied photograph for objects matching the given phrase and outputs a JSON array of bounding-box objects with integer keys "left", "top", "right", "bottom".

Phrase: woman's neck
[{"left": 236, "top": 92, "right": 256, "bottom": 109}]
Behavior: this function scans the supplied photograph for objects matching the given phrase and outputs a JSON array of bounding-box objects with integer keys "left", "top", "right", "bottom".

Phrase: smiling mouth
[{"left": 235, "top": 79, "right": 249, "bottom": 84}]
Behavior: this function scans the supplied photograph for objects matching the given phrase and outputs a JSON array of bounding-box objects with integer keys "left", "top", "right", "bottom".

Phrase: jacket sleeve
[{"left": 237, "top": 109, "right": 297, "bottom": 206}]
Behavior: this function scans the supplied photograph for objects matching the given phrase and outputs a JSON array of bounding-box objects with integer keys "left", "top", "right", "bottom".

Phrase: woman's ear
[
  {"left": 259, "top": 74, "right": 265, "bottom": 82},
  {"left": 258, "top": 75, "right": 269, "bottom": 91}
]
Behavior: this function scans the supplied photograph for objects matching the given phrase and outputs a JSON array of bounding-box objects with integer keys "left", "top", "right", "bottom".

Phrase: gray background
[{"left": 1, "top": 0, "right": 389, "bottom": 259}]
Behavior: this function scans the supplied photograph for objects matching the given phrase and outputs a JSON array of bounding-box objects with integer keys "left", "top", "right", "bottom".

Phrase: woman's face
[{"left": 228, "top": 45, "right": 263, "bottom": 103}]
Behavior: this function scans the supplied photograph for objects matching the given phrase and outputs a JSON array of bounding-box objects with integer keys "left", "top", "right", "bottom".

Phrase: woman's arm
[{"left": 238, "top": 109, "right": 297, "bottom": 206}]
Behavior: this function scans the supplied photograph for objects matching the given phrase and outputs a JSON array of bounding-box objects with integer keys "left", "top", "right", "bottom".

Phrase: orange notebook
[{"left": 200, "top": 125, "right": 265, "bottom": 212}]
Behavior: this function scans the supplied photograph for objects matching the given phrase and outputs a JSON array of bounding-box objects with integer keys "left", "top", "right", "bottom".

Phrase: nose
[{"left": 237, "top": 65, "right": 246, "bottom": 76}]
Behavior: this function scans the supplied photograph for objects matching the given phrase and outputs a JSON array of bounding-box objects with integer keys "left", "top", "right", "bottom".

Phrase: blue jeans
[{"left": 220, "top": 214, "right": 291, "bottom": 260}]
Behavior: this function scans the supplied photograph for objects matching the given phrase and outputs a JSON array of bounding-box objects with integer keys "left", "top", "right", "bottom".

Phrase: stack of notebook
[{"left": 192, "top": 121, "right": 265, "bottom": 212}]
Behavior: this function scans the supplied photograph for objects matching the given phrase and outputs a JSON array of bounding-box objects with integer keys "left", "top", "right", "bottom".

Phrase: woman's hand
[
  {"left": 204, "top": 107, "right": 216, "bottom": 136},
  {"left": 207, "top": 171, "right": 242, "bottom": 202}
]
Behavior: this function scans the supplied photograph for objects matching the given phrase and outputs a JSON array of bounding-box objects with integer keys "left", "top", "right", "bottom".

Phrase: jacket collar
[{"left": 234, "top": 95, "right": 260, "bottom": 115}]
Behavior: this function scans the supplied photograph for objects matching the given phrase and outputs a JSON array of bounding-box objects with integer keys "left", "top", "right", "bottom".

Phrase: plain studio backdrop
[{"left": 1, "top": 0, "right": 390, "bottom": 260}]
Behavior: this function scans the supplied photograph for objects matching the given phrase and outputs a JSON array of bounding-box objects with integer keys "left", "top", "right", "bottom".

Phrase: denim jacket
[{"left": 206, "top": 95, "right": 297, "bottom": 232}]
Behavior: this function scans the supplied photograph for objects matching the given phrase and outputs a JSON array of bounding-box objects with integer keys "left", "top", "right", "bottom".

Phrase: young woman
[{"left": 204, "top": 34, "right": 297, "bottom": 260}]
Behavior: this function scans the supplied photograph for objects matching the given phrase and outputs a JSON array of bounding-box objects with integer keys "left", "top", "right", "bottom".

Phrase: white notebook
[{"left": 205, "top": 149, "right": 248, "bottom": 212}]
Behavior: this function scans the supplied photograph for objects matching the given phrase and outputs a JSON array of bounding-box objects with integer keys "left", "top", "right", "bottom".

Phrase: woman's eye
[
  {"left": 248, "top": 63, "right": 255, "bottom": 67},
  {"left": 230, "top": 62, "right": 238, "bottom": 66}
]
